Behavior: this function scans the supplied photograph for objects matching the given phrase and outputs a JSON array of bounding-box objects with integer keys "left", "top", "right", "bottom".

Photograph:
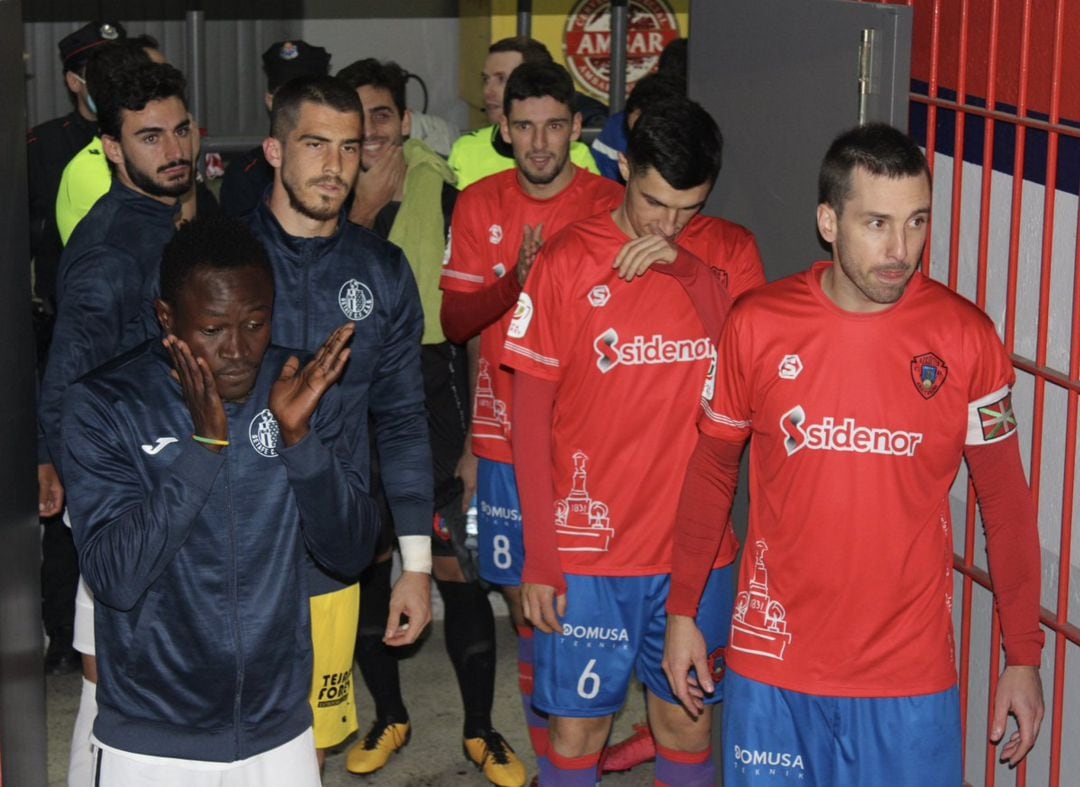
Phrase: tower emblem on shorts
[
  {"left": 338, "top": 279, "right": 374, "bottom": 321},
  {"left": 910, "top": 352, "right": 947, "bottom": 399},
  {"left": 730, "top": 540, "right": 792, "bottom": 660},
  {"left": 472, "top": 359, "right": 510, "bottom": 435},
  {"left": 554, "top": 450, "right": 614, "bottom": 552},
  {"left": 249, "top": 409, "right": 280, "bottom": 458}
]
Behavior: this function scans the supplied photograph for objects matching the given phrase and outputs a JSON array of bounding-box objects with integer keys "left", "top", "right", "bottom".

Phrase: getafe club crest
[
  {"left": 911, "top": 352, "right": 947, "bottom": 399},
  {"left": 249, "top": 409, "right": 280, "bottom": 458},
  {"left": 338, "top": 279, "right": 374, "bottom": 321}
]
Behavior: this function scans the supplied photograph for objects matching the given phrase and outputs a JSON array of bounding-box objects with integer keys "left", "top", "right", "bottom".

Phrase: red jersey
[
  {"left": 701, "top": 262, "right": 1019, "bottom": 697},
  {"left": 502, "top": 210, "right": 764, "bottom": 576},
  {"left": 441, "top": 167, "right": 623, "bottom": 463}
]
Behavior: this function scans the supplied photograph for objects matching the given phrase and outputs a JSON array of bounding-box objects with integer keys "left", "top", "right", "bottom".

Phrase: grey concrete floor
[{"left": 45, "top": 616, "right": 666, "bottom": 786}]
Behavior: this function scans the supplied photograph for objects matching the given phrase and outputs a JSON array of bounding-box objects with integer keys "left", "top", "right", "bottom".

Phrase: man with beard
[
  {"left": 448, "top": 37, "right": 600, "bottom": 192},
  {"left": 335, "top": 58, "right": 518, "bottom": 785},
  {"left": 219, "top": 40, "right": 332, "bottom": 218},
  {"left": 440, "top": 61, "right": 623, "bottom": 779},
  {"left": 245, "top": 75, "right": 433, "bottom": 766},
  {"left": 36, "top": 59, "right": 194, "bottom": 786},
  {"left": 663, "top": 124, "right": 1043, "bottom": 786},
  {"left": 62, "top": 216, "right": 376, "bottom": 785},
  {"left": 503, "top": 96, "right": 764, "bottom": 785}
]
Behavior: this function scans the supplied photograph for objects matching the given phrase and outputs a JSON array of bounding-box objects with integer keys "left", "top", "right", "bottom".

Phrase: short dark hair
[
  {"left": 160, "top": 216, "right": 273, "bottom": 306},
  {"left": 85, "top": 39, "right": 154, "bottom": 106},
  {"left": 657, "top": 38, "right": 688, "bottom": 81},
  {"left": 488, "top": 36, "right": 553, "bottom": 66},
  {"left": 337, "top": 58, "right": 408, "bottom": 116},
  {"left": 502, "top": 61, "right": 576, "bottom": 118},
  {"left": 270, "top": 75, "right": 362, "bottom": 140},
  {"left": 626, "top": 96, "right": 722, "bottom": 190},
  {"left": 625, "top": 73, "right": 686, "bottom": 122},
  {"left": 818, "top": 123, "right": 931, "bottom": 213},
  {"left": 96, "top": 61, "right": 187, "bottom": 140}
]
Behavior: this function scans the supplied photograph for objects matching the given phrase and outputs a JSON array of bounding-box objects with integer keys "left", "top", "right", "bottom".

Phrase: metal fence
[{"left": 858, "top": 1, "right": 1080, "bottom": 784}]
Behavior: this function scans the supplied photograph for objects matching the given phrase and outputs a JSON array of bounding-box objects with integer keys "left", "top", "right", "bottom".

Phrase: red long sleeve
[
  {"left": 666, "top": 432, "right": 745, "bottom": 617},
  {"left": 964, "top": 439, "right": 1045, "bottom": 665},
  {"left": 440, "top": 271, "right": 522, "bottom": 344},
  {"left": 511, "top": 369, "right": 566, "bottom": 593},
  {"left": 653, "top": 248, "right": 734, "bottom": 342}
]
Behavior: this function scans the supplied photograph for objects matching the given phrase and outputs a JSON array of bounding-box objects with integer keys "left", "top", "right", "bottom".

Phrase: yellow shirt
[
  {"left": 448, "top": 124, "right": 599, "bottom": 191},
  {"left": 56, "top": 136, "right": 111, "bottom": 245}
]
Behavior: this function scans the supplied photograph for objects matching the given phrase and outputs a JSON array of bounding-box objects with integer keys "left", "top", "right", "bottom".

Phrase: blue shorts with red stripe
[
  {"left": 533, "top": 566, "right": 734, "bottom": 717},
  {"left": 723, "top": 669, "right": 961, "bottom": 786}
]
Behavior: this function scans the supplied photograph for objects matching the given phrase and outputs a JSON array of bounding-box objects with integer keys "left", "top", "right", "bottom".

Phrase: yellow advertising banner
[{"left": 459, "top": 0, "right": 689, "bottom": 127}]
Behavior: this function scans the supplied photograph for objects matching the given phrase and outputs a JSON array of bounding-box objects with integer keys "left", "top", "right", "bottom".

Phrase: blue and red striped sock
[
  {"left": 654, "top": 743, "right": 714, "bottom": 787},
  {"left": 539, "top": 746, "right": 600, "bottom": 786},
  {"left": 517, "top": 625, "right": 550, "bottom": 758}
]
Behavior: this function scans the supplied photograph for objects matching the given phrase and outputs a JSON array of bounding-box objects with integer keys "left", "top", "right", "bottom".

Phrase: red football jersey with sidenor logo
[
  {"left": 440, "top": 167, "right": 623, "bottom": 463},
  {"left": 701, "top": 262, "right": 1018, "bottom": 697},
  {"left": 503, "top": 210, "right": 764, "bottom": 575}
]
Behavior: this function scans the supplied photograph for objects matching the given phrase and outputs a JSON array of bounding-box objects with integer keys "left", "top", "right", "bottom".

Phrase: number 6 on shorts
[{"left": 577, "top": 658, "right": 601, "bottom": 699}]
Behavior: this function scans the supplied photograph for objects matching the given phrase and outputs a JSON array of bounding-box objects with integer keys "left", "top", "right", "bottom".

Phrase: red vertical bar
[
  {"left": 974, "top": 0, "right": 1001, "bottom": 311},
  {"left": 922, "top": 0, "right": 943, "bottom": 274},
  {"left": 1052, "top": 196, "right": 1080, "bottom": 787},
  {"left": 984, "top": 611, "right": 1002, "bottom": 787},
  {"left": 1002, "top": 0, "right": 1034, "bottom": 355},
  {"left": 946, "top": 0, "right": 969, "bottom": 291},
  {"left": 1028, "top": 0, "right": 1066, "bottom": 521},
  {"left": 924, "top": 0, "right": 942, "bottom": 166},
  {"left": 948, "top": 2, "right": 975, "bottom": 764},
  {"left": 958, "top": 484, "right": 978, "bottom": 773}
]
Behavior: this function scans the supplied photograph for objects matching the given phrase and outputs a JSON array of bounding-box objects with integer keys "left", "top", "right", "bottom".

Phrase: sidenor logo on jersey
[
  {"left": 593, "top": 328, "right": 714, "bottom": 373},
  {"left": 780, "top": 405, "right": 923, "bottom": 457}
]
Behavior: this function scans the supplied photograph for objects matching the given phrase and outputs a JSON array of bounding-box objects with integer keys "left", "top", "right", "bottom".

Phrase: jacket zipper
[{"left": 226, "top": 447, "right": 246, "bottom": 759}]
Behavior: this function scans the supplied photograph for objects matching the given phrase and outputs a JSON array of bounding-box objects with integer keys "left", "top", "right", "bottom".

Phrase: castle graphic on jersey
[
  {"left": 730, "top": 540, "right": 792, "bottom": 660},
  {"left": 472, "top": 358, "right": 509, "bottom": 437},
  {"left": 554, "top": 450, "right": 614, "bottom": 552}
]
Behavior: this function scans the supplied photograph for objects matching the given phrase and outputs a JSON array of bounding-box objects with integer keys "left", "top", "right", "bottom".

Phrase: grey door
[
  {"left": 0, "top": 0, "right": 48, "bottom": 784},
  {"left": 689, "top": 0, "right": 913, "bottom": 280}
]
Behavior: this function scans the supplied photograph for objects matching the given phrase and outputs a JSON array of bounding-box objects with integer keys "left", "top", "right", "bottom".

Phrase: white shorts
[
  {"left": 74, "top": 576, "right": 95, "bottom": 656},
  {"left": 89, "top": 728, "right": 319, "bottom": 787}
]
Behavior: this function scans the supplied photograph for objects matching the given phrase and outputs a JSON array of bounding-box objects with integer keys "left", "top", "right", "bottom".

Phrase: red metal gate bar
[
  {"left": 908, "top": 96, "right": 1080, "bottom": 140},
  {"left": 855, "top": 1, "right": 1079, "bottom": 784}
]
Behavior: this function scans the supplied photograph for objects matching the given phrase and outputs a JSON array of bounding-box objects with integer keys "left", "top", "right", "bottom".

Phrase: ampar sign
[{"left": 563, "top": 0, "right": 681, "bottom": 102}]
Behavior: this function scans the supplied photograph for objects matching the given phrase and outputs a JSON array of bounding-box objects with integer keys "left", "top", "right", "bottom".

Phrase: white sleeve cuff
[{"left": 398, "top": 535, "right": 433, "bottom": 574}]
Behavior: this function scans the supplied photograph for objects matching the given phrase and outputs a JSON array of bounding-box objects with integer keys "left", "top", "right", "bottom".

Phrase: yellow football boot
[
  {"left": 463, "top": 729, "right": 528, "bottom": 787},
  {"left": 345, "top": 719, "right": 410, "bottom": 775}
]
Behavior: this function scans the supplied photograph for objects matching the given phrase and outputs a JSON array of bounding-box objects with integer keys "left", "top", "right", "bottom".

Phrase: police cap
[
  {"left": 58, "top": 21, "right": 127, "bottom": 73},
  {"left": 262, "top": 40, "right": 332, "bottom": 93}
]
